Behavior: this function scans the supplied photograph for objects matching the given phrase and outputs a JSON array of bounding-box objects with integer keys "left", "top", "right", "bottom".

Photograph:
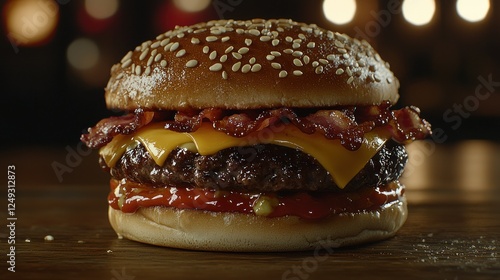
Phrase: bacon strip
[
  {"left": 81, "top": 102, "right": 431, "bottom": 150},
  {"left": 81, "top": 109, "right": 155, "bottom": 149}
]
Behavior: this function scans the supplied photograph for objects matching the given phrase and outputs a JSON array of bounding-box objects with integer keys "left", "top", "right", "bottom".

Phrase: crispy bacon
[
  {"left": 81, "top": 102, "right": 431, "bottom": 150},
  {"left": 81, "top": 109, "right": 156, "bottom": 149}
]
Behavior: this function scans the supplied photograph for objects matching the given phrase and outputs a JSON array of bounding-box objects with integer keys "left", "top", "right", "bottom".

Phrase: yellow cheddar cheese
[{"left": 99, "top": 123, "right": 390, "bottom": 189}]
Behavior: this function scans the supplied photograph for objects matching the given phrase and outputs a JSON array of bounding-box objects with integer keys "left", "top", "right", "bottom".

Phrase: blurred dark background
[{"left": 1, "top": 0, "right": 499, "bottom": 150}]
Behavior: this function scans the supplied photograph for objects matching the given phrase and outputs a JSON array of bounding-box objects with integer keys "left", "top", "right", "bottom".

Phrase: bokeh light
[
  {"left": 402, "top": 0, "right": 436, "bottom": 26},
  {"left": 66, "top": 38, "right": 99, "bottom": 70},
  {"left": 322, "top": 0, "right": 357, "bottom": 25},
  {"left": 3, "top": 0, "right": 59, "bottom": 46},
  {"left": 84, "top": 0, "right": 119, "bottom": 20},
  {"left": 173, "top": 0, "right": 211, "bottom": 13},
  {"left": 456, "top": 0, "right": 490, "bottom": 23}
]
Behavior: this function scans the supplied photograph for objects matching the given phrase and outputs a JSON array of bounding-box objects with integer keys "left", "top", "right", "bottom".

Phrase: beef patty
[{"left": 103, "top": 142, "right": 407, "bottom": 192}]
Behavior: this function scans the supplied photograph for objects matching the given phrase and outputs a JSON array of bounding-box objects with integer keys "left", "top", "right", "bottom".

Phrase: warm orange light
[
  {"left": 3, "top": 0, "right": 59, "bottom": 46},
  {"left": 173, "top": 0, "right": 211, "bottom": 13},
  {"left": 84, "top": 0, "right": 119, "bottom": 20},
  {"left": 456, "top": 0, "right": 490, "bottom": 23},
  {"left": 66, "top": 38, "right": 99, "bottom": 70},
  {"left": 323, "top": 0, "right": 357, "bottom": 25},
  {"left": 402, "top": 0, "right": 435, "bottom": 26}
]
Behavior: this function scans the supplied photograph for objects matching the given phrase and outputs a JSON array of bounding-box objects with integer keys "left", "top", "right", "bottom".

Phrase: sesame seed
[
  {"left": 271, "top": 62, "right": 281, "bottom": 69},
  {"left": 236, "top": 28, "right": 244, "bottom": 34},
  {"left": 293, "top": 39, "right": 302, "bottom": 44},
  {"left": 375, "top": 53, "right": 381, "bottom": 62},
  {"left": 248, "top": 29, "right": 260, "bottom": 36},
  {"left": 249, "top": 57, "right": 256, "bottom": 64},
  {"left": 283, "top": 49, "right": 293, "bottom": 54},
  {"left": 260, "top": 35, "right": 271, "bottom": 42},
  {"left": 145, "top": 66, "right": 151, "bottom": 76},
  {"left": 272, "top": 39, "right": 279, "bottom": 46},
  {"left": 176, "top": 33, "right": 185, "bottom": 38},
  {"left": 293, "top": 70, "right": 303, "bottom": 76},
  {"left": 359, "top": 60, "right": 366, "bottom": 67},
  {"left": 292, "top": 43, "right": 300, "bottom": 49},
  {"left": 312, "top": 61, "right": 319, "bottom": 67},
  {"left": 116, "top": 73, "right": 124, "bottom": 79},
  {"left": 293, "top": 58, "right": 303, "bottom": 67},
  {"left": 191, "top": 37, "right": 200, "bottom": 44},
  {"left": 139, "top": 49, "right": 149, "bottom": 61},
  {"left": 151, "top": 41, "right": 160, "bottom": 49},
  {"left": 209, "top": 63, "right": 223, "bottom": 72},
  {"left": 203, "top": 46, "right": 210, "bottom": 54},
  {"left": 193, "top": 28, "right": 206, "bottom": 34},
  {"left": 120, "top": 51, "right": 132, "bottom": 63},
  {"left": 225, "top": 46, "right": 234, "bottom": 53},
  {"left": 387, "top": 77, "right": 393, "bottom": 84},
  {"left": 211, "top": 29, "right": 222, "bottom": 35},
  {"left": 220, "top": 54, "right": 228, "bottom": 63},
  {"left": 221, "top": 36, "right": 230, "bottom": 42},
  {"left": 338, "top": 48, "right": 347, "bottom": 54},
  {"left": 315, "top": 66, "right": 324, "bottom": 74},
  {"left": 186, "top": 59, "right": 198, "bottom": 68},
  {"left": 374, "top": 74, "right": 381, "bottom": 82},
  {"left": 222, "top": 70, "right": 228, "bottom": 79},
  {"left": 334, "top": 40, "right": 345, "bottom": 48},
  {"left": 154, "top": 53, "right": 162, "bottom": 62},
  {"left": 121, "top": 59, "right": 132, "bottom": 68},
  {"left": 176, "top": 49, "right": 186, "bottom": 57},
  {"left": 238, "top": 47, "right": 249, "bottom": 54},
  {"left": 307, "top": 42, "right": 316, "bottom": 48},
  {"left": 336, "top": 68, "right": 344, "bottom": 75},
  {"left": 347, "top": 76, "right": 354, "bottom": 84},
  {"left": 327, "top": 54, "right": 335, "bottom": 61},
  {"left": 292, "top": 51, "right": 303, "bottom": 57},
  {"left": 241, "top": 64, "right": 251, "bottom": 73},
  {"left": 244, "top": 38, "right": 252, "bottom": 46},
  {"left": 266, "top": 55, "right": 275, "bottom": 61},
  {"left": 319, "top": 59, "right": 329, "bottom": 65},
  {"left": 170, "top": 42, "right": 180, "bottom": 52},
  {"left": 285, "top": 36, "right": 293, "bottom": 43},
  {"left": 279, "top": 70, "right": 288, "bottom": 78},
  {"left": 206, "top": 36, "right": 218, "bottom": 42},
  {"left": 135, "top": 65, "right": 141, "bottom": 75},
  {"left": 270, "top": 51, "right": 281, "bottom": 57},
  {"left": 163, "top": 42, "right": 173, "bottom": 51},
  {"left": 327, "top": 31, "right": 334, "bottom": 39},
  {"left": 209, "top": 50, "right": 217, "bottom": 60},
  {"left": 232, "top": 61, "right": 241, "bottom": 72},
  {"left": 343, "top": 53, "right": 350, "bottom": 59},
  {"left": 160, "top": 60, "right": 167, "bottom": 67},
  {"left": 346, "top": 67, "right": 352, "bottom": 76},
  {"left": 160, "top": 38, "right": 170, "bottom": 47},
  {"left": 298, "top": 33, "right": 306, "bottom": 40},
  {"left": 251, "top": 64, "right": 262, "bottom": 72},
  {"left": 232, "top": 52, "right": 242, "bottom": 59},
  {"left": 303, "top": 55, "right": 310, "bottom": 64}
]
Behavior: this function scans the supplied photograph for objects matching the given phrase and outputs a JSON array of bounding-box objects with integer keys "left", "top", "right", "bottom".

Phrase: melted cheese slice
[{"left": 100, "top": 123, "right": 390, "bottom": 189}]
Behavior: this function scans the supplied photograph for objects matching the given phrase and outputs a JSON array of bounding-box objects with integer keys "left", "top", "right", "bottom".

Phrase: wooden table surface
[{"left": 1, "top": 140, "right": 499, "bottom": 279}]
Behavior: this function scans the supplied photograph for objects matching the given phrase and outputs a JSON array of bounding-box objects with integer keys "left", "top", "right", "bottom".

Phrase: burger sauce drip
[{"left": 108, "top": 179, "right": 404, "bottom": 220}]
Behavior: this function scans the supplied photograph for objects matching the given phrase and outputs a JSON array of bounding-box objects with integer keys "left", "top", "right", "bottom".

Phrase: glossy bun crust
[
  {"left": 105, "top": 19, "right": 399, "bottom": 110},
  {"left": 108, "top": 194, "right": 407, "bottom": 252}
]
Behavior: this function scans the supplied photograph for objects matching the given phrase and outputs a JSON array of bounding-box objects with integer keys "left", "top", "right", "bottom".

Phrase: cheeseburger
[{"left": 81, "top": 19, "right": 431, "bottom": 252}]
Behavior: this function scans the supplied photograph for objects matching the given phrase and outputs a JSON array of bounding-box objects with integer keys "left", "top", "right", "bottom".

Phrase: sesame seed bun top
[{"left": 105, "top": 19, "right": 399, "bottom": 110}]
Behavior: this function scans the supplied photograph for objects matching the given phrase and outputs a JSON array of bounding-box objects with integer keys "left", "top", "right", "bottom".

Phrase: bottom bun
[{"left": 108, "top": 195, "right": 407, "bottom": 252}]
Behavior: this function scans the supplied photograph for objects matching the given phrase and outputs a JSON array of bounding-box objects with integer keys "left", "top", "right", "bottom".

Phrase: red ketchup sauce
[{"left": 108, "top": 179, "right": 404, "bottom": 220}]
